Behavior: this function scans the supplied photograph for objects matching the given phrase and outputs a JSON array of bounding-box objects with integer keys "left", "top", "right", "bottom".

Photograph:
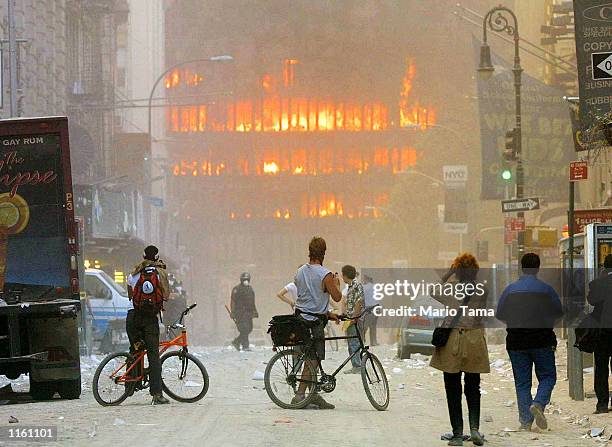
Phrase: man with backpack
[{"left": 126, "top": 245, "right": 170, "bottom": 405}]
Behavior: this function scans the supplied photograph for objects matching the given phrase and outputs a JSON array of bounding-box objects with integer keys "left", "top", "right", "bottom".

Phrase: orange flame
[
  {"left": 263, "top": 161, "right": 280, "bottom": 174},
  {"left": 172, "top": 147, "right": 417, "bottom": 177},
  {"left": 399, "top": 59, "right": 436, "bottom": 129}
]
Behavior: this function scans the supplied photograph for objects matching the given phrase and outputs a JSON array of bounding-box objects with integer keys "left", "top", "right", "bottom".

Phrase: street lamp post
[
  {"left": 144, "top": 55, "right": 233, "bottom": 246},
  {"left": 147, "top": 55, "right": 234, "bottom": 147},
  {"left": 477, "top": 5, "right": 525, "bottom": 259}
]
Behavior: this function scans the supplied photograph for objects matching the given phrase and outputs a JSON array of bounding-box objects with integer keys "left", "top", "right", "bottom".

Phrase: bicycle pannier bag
[{"left": 267, "top": 315, "right": 309, "bottom": 346}]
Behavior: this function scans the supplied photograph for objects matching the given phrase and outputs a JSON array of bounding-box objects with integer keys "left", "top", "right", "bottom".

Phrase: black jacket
[
  {"left": 496, "top": 275, "right": 563, "bottom": 351},
  {"left": 231, "top": 284, "right": 258, "bottom": 320},
  {"left": 587, "top": 271, "right": 612, "bottom": 350}
]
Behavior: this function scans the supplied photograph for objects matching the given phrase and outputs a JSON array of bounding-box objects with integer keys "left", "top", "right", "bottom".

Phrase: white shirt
[
  {"left": 284, "top": 282, "right": 298, "bottom": 302},
  {"left": 126, "top": 273, "right": 140, "bottom": 310}
]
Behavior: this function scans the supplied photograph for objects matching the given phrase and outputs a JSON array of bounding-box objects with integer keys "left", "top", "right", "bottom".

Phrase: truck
[{"left": 0, "top": 116, "right": 81, "bottom": 400}]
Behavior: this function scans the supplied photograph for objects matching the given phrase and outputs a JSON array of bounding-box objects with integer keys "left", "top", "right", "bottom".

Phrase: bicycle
[
  {"left": 92, "top": 304, "right": 209, "bottom": 406},
  {"left": 264, "top": 310, "right": 389, "bottom": 411}
]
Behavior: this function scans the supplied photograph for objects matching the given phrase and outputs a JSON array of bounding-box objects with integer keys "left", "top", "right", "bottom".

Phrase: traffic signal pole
[{"left": 567, "top": 177, "right": 584, "bottom": 400}]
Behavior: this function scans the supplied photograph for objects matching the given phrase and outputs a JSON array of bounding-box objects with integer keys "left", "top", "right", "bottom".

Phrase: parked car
[{"left": 397, "top": 295, "right": 444, "bottom": 359}]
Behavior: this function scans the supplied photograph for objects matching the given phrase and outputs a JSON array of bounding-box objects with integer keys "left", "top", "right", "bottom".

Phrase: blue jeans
[
  {"left": 347, "top": 324, "right": 362, "bottom": 368},
  {"left": 508, "top": 348, "right": 557, "bottom": 425}
]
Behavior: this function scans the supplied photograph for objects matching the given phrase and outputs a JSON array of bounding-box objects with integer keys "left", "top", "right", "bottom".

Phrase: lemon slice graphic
[
  {"left": 0, "top": 202, "right": 19, "bottom": 227},
  {"left": 0, "top": 193, "right": 29, "bottom": 234}
]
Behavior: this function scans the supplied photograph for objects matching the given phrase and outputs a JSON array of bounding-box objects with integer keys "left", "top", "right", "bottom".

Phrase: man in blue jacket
[{"left": 496, "top": 253, "right": 563, "bottom": 431}]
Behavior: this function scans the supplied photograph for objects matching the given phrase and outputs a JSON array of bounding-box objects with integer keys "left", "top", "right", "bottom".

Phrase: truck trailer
[{"left": 0, "top": 116, "right": 81, "bottom": 400}]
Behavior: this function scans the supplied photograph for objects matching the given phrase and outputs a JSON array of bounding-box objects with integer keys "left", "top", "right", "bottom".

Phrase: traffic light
[
  {"left": 500, "top": 160, "right": 513, "bottom": 182},
  {"left": 503, "top": 128, "right": 518, "bottom": 161},
  {"left": 501, "top": 167, "right": 513, "bottom": 182}
]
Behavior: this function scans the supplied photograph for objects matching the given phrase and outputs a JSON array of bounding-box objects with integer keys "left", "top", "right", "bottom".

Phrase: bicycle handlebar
[
  {"left": 167, "top": 303, "right": 198, "bottom": 330},
  {"left": 337, "top": 308, "right": 371, "bottom": 321}
]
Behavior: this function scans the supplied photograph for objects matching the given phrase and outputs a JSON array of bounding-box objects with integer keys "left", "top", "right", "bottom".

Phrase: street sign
[
  {"left": 592, "top": 52, "right": 612, "bottom": 80},
  {"left": 443, "top": 165, "right": 468, "bottom": 185},
  {"left": 574, "top": 1, "right": 612, "bottom": 129},
  {"left": 443, "top": 222, "right": 468, "bottom": 234},
  {"left": 443, "top": 165, "right": 468, "bottom": 227},
  {"left": 569, "top": 160, "right": 588, "bottom": 181},
  {"left": 147, "top": 196, "right": 164, "bottom": 207},
  {"left": 512, "top": 217, "right": 525, "bottom": 231},
  {"left": 573, "top": 208, "right": 612, "bottom": 233},
  {"left": 501, "top": 197, "right": 540, "bottom": 213}
]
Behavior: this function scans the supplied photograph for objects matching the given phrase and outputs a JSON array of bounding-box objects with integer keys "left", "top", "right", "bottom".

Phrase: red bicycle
[{"left": 92, "top": 304, "right": 209, "bottom": 406}]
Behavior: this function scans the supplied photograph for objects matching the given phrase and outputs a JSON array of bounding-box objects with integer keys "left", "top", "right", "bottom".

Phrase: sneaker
[
  {"left": 310, "top": 394, "right": 335, "bottom": 409},
  {"left": 447, "top": 436, "right": 463, "bottom": 446},
  {"left": 519, "top": 422, "right": 532, "bottom": 432},
  {"left": 343, "top": 367, "right": 361, "bottom": 374},
  {"left": 291, "top": 394, "right": 306, "bottom": 406},
  {"left": 470, "top": 430, "right": 484, "bottom": 446},
  {"left": 530, "top": 403, "right": 548, "bottom": 430},
  {"left": 151, "top": 394, "right": 169, "bottom": 405}
]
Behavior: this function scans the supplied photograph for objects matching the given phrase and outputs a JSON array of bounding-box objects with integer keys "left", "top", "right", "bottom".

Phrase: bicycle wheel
[
  {"left": 264, "top": 348, "right": 318, "bottom": 409},
  {"left": 92, "top": 352, "right": 133, "bottom": 406},
  {"left": 161, "top": 351, "right": 209, "bottom": 403},
  {"left": 361, "top": 352, "right": 389, "bottom": 411}
]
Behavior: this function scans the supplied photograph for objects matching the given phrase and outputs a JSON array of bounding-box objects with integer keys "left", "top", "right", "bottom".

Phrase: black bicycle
[{"left": 264, "top": 310, "right": 389, "bottom": 411}]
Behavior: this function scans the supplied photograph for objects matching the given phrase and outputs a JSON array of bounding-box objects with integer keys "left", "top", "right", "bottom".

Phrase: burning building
[{"left": 163, "top": 1, "right": 440, "bottom": 341}]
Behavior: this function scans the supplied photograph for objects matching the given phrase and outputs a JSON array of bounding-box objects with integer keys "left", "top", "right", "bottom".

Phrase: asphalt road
[{"left": 0, "top": 344, "right": 607, "bottom": 447}]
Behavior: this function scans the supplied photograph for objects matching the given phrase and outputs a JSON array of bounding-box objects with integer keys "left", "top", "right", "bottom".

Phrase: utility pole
[{"left": 7, "top": 0, "right": 18, "bottom": 117}]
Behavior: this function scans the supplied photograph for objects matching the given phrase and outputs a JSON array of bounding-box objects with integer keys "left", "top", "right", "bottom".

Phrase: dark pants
[
  {"left": 594, "top": 349, "right": 612, "bottom": 411},
  {"left": 508, "top": 347, "right": 557, "bottom": 425},
  {"left": 126, "top": 309, "right": 162, "bottom": 396},
  {"left": 443, "top": 372, "right": 481, "bottom": 436},
  {"left": 233, "top": 317, "right": 253, "bottom": 350},
  {"left": 346, "top": 324, "right": 362, "bottom": 368},
  {"left": 362, "top": 307, "right": 379, "bottom": 345}
]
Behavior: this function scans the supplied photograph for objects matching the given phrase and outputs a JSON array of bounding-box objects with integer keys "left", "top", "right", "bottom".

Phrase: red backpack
[{"left": 132, "top": 266, "right": 164, "bottom": 312}]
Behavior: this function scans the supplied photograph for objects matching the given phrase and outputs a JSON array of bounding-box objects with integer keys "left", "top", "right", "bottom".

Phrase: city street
[
  {"left": 1, "top": 343, "right": 607, "bottom": 446},
  {"left": 0, "top": 2, "right": 611, "bottom": 446}
]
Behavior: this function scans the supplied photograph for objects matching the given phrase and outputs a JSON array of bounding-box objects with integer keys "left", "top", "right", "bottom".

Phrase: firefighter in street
[{"left": 230, "top": 272, "right": 258, "bottom": 351}]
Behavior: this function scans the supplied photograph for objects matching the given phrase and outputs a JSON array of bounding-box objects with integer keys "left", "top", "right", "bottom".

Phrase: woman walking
[{"left": 430, "top": 253, "right": 489, "bottom": 446}]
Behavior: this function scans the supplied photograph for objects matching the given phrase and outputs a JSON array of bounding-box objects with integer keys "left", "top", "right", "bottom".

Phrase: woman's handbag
[
  {"left": 431, "top": 320, "right": 458, "bottom": 348},
  {"left": 431, "top": 289, "right": 473, "bottom": 348}
]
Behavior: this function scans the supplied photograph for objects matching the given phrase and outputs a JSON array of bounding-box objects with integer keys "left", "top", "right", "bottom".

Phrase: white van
[{"left": 83, "top": 268, "right": 131, "bottom": 351}]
